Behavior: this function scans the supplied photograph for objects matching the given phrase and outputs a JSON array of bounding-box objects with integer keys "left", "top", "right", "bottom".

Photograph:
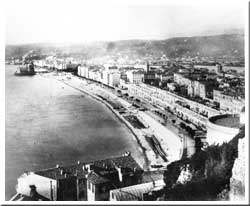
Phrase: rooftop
[
  {"left": 35, "top": 163, "right": 87, "bottom": 180},
  {"left": 110, "top": 180, "right": 165, "bottom": 201},
  {"left": 87, "top": 171, "right": 110, "bottom": 184},
  {"left": 131, "top": 70, "right": 144, "bottom": 74},
  {"left": 222, "top": 89, "right": 245, "bottom": 99},
  {"left": 91, "top": 155, "right": 142, "bottom": 171},
  {"left": 34, "top": 154, "right": 143, "bottom": 182}
]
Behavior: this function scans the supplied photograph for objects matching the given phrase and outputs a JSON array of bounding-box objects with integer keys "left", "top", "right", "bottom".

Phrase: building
[
  {"left": 173, "top": 70, "right": 219, "bottom": 99},
  {"left": 188, "top": 80, "right": 218, "bottom": 99},
  {"left": 174, "top": 73, "right": 191, "bottom": 86},
  {"left": 206, "top": 113, "right": 244, "bottom": 145},
  {"left": 109, "top": 180, "right": 165, "bottom": 201},
  {"left": 126, "top": 70, "right": 144, "bottom": 84},
  {"left": 15, "top": 163, "right": 86, "bottom": 201},
  {"left": 144, "top": 71, "right": 156, "bottom": 84},
  {"left": 102, "top": 66, "right": 121, "bottom": 87},
  {"left": 89, "top": 69, "right": 102, "bottom": 82},
  {"left": 188, "top": 81, "right": 205, "bottom": 99},
  {"left": 215, "top": 63, "right": 223, "bottom": 74},
  {"left": 77, "top": 66, "right": 89, "bottom": 78},
  {"left": 13, "top": 154, "right": 143, "bottom": 201},
  {"left": 174, "top": 71, "right": 217, "bottom": 87},
  {"left": 120, "top": 72, "right": 128, "bottom": 82},
  {"left": 65, "top": 63, "right": 80, "bottom": 72},
  {"left": 108, "top": 71, "right": 121, "bottom": 87},
  {"left": 54, "top": 60, "right": 65, "bottom": 70},
  {"left": 157, "top": 73, "right": 172, "bottom": 82},
  {"left": 112, "top": 64, "right": 147, "bottom": 71},
  {"left": 33, "top": 60, "right": 46, "bottom": 68},
  {"left": 213, "top": 89, "right": 245, "bottom": 114},
  {"left": 86, "top": 154, "right": 143, "bottom": 201}
]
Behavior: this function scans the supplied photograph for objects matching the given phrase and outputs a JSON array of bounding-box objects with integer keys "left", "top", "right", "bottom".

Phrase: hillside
[
  {"left": 5, "top": 34, "right": 244, "bottom": 60},
  {"left": 159, "top": 127, "right": 245, "bottom": 201}
]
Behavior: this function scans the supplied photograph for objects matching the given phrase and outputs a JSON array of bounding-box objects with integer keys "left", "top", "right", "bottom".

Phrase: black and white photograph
[{"left": 1, "top": 0, "right": 249, "bottom": 203}]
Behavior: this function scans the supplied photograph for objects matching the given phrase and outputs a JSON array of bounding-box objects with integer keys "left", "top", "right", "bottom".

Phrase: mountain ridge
[{"left": 5, "top": 33, "right": 244, "bottom": 60}]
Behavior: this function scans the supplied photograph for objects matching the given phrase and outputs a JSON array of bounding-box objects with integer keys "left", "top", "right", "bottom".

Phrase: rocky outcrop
[
  {"left": 229, "top": 136, "right": 245, "bottom": 201},
  {"left": 161, "top": 127, "right": 245, "bottom": 201},
  {"left": 176, "top": 164, "right": 193, "bottom": 184}
]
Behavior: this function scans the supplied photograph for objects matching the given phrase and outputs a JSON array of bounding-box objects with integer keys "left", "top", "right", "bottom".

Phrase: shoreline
[
  {"left": 41, "top": 73, "right": 151, "bottom": 170},
  {"left": 63, "top": 79, "right": 150, "bottom": 170}
]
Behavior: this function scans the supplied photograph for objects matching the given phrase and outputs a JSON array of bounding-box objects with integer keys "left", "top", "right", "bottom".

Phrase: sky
[{"left": 4, "top": 0, "right": 245, "bottom": 45}]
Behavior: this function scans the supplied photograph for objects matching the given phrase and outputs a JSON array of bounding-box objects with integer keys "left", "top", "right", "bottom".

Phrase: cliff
[
  {"left": 229, "top": 136, "right": 245, "bottom": 201},
  {"left": 161, "top": 127, "right": 245, "bottom": 201}
]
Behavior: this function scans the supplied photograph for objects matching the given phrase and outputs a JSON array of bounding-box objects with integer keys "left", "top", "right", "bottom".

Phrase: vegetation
[
  {"left": 124, "top": 115, "right": 146, "bottom": 129},
  {"left": 162, "top": 127, "right": 245, "bottom": 200}
]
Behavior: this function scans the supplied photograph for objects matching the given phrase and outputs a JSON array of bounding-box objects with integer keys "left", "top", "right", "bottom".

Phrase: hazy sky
[{"left": 5, "top": 0, "right": 245, "bottom": 45}]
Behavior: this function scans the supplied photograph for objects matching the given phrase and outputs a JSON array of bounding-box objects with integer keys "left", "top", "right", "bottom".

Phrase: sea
[{"left": 5, "top": 65, "right": 144, "bottom": 200}]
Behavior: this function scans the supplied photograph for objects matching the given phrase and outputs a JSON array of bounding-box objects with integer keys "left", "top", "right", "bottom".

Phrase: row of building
[
  {"left": 120, "top": 82, "right": 221, "bottom": 129},
  {"left": 77, "top": 63, "right": 244, "bottom": 129},
  {"left": 173, "top": 67, "right": 245, "bottom": 113},
  {"left": 77, "top": 61, "right": 244, "bottom": 115},
  {"left": 33, "top": 57, "right": 80, "bottom": 71},
  {"left": 77, "top": 64, "right": 146, "bottom": 87}
]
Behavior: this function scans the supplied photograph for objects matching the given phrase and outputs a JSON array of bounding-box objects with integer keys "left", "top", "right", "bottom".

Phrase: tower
[
  {"left": 146, "top": 61, "right": 150, "bottom": 73},
  {"left": 216, "top": 63, "right": 223, "bottom": 74}
]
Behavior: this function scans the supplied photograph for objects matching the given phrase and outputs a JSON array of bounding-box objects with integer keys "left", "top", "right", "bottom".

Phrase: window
[
  {"left": 92, "top": 184, "right": 95, "bottom": 193},
  {"left": 88, "top": 181, "right": 91, "bottom": 190}
]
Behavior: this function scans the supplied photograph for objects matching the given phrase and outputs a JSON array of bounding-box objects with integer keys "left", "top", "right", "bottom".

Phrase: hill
[
  {"left": 5, "top": 34, "right": 244, "bottom": 60},
  {"left": 103, "top": 34, "right": 244, "bottom": 59}
]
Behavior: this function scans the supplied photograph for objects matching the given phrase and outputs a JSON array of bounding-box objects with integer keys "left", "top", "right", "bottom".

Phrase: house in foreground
[{"left": 12, "top": 153, "right": 144, "bottom": 201}]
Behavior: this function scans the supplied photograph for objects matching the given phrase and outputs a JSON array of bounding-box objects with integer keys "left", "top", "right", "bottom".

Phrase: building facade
[
  {"left": 174, "top": 73, "right": 191, "bottom": 86},
  {"left": 188, "top": 81, "right": 206, "bottom": 99},
  {"left": 213, "top": 90, "right": 245, "bottom": 114},
  {"left": 127, "top": 70, "right": 144, "bottom": 84},
  {"left": 102, "top": 66, "right": 121, "bottom": 87},
  {"left": 77, "top": 66, "right": 89, "bottom": 78}
]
